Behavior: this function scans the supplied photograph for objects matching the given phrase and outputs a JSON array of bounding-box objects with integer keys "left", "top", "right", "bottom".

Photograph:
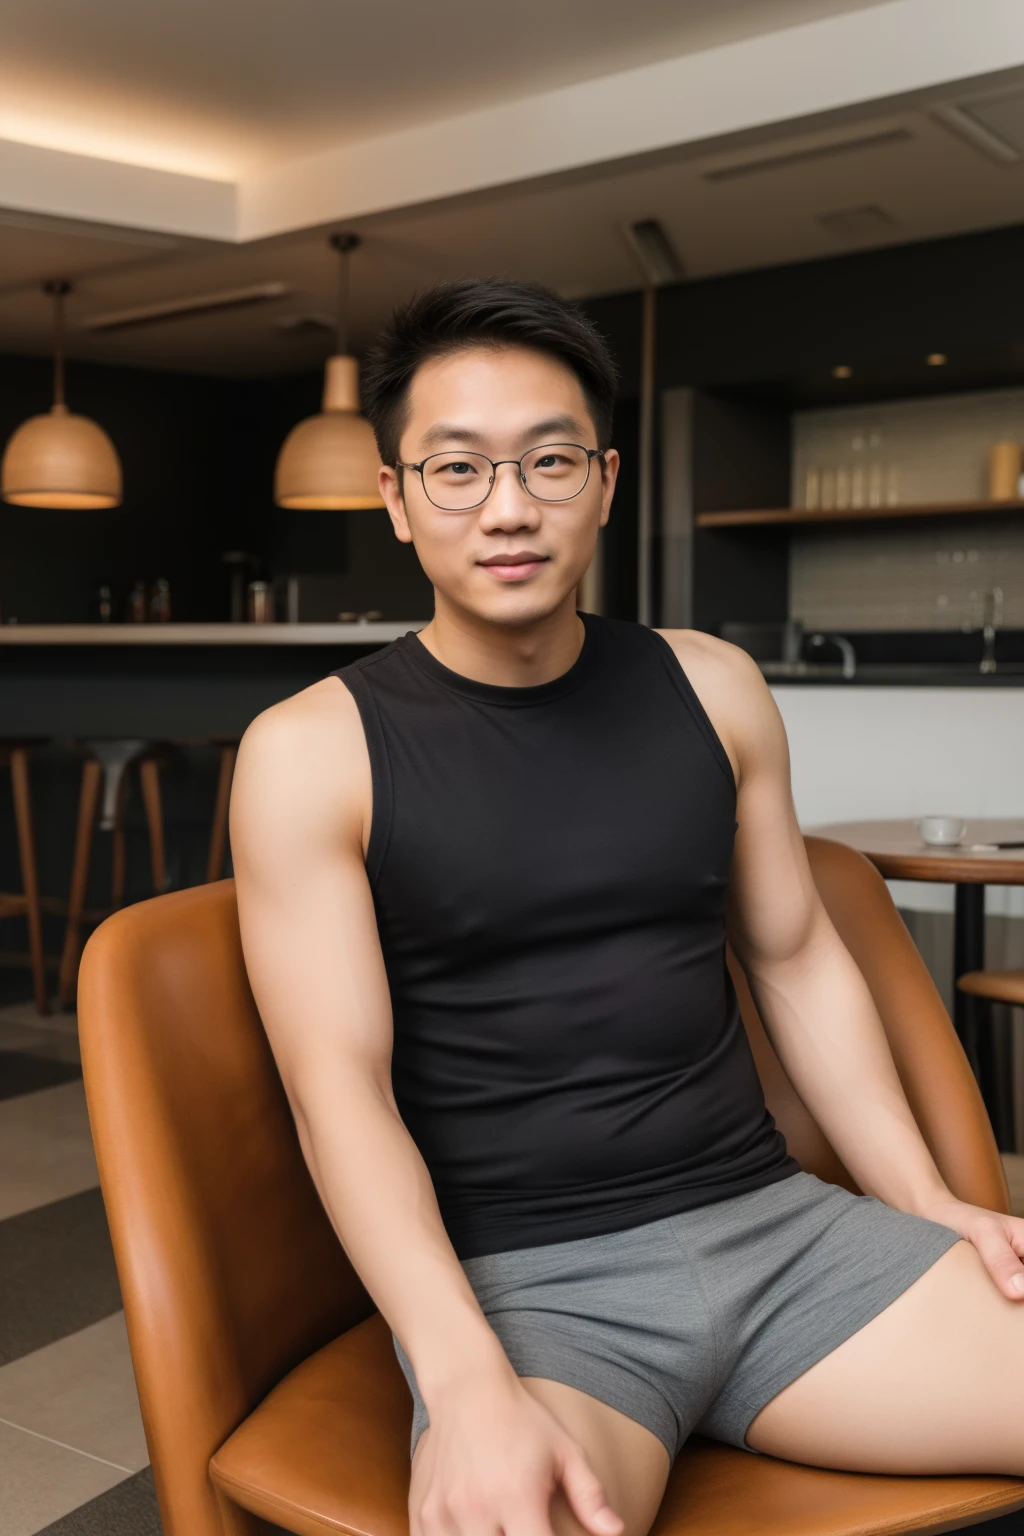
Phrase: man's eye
[{"left": 432, "top": 460, "right": 476, "bottom": 477}]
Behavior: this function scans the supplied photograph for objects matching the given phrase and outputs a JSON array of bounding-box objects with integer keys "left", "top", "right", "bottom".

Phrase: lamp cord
[
  {"left": 44, "top": 279, "right": 71, "bottom": 409},
  {"left": 330, "top": 233, "right": 359, "bottom": 357}
]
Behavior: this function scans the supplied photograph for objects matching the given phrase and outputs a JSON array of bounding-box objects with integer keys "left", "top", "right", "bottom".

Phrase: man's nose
[{"left": 479, "top": 461, "right": 541, "bottom": 531}]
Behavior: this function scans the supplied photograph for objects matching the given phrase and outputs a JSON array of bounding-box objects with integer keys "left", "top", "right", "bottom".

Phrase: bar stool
[
  {"left": 59, "top": 739, "right": 169, "bottom": 1009},
  {"left": 957, "top": 970, "right": 1024, "bottom": 1007},
  {"left": 0, "top": 739, "right": 49, "bottom": 1015},
  {"left": 205, "top": 736, "right": 239, "bottom": 883},
  {"left": 957, "top": 969, "right": 1024, "bottom": 1152}
]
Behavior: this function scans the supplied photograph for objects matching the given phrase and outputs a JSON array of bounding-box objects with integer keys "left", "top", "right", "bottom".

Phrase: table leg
[
  {"left": 953, "top": 883, "right": 1014, "bottom": 1150},
  {"left": 953, "top": 883, "right": 986, "bottom": 1051}
]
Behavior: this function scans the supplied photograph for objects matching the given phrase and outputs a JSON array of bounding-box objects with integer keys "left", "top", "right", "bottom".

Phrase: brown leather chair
[{"left": 77, "top": 837, "right": 1024, "bottom": 1536}]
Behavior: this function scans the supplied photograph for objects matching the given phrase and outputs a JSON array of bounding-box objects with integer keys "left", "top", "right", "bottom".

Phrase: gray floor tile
[
  {"left": 0, "top": 1052, "right": 81, "bottom": 1103},
  {"left": 30, "top": 1464, "right": 298, "bottom": 1535},
  {"left": 0, "top": 1016, "right": 80, "bottom": 1067},
  {"left": 0, "top": 1081, "right": 97, "bottom": 1222},
  {"left": 0, "top": 1419, "right": 127, "bottom": 1536},
  {"left": 0, "top": 1188, "right": 121, "bottom": 1368},
  {"left": 0, "top": 1314, "right": 146, "bottom": 1473}
]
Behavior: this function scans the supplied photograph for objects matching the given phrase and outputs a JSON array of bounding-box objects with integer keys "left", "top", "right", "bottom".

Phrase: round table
[{"left": 816, "top": 818, "right": 1024, "bottom": 1146}]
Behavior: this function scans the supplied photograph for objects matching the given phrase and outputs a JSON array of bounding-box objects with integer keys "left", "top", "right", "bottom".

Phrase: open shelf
[{"left": 695, "top": 498, "right": 1024, "bottom": 528}]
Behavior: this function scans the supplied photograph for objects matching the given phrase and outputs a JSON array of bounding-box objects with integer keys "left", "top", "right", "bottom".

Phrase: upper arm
[
  {"left": 657, "top": 629, "right": 826, "bottom": 972},
  {"left": 229, "top": 677, "right": 394, "bottom": 1106}
]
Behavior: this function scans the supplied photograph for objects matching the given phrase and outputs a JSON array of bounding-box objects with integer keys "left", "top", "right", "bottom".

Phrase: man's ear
[{"left": 380, "top": 465, "right": 413, "bottom": 544}]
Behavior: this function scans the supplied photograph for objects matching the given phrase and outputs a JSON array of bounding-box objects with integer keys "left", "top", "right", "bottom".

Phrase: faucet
[
  {"left": 980, "top": 586, "right": 1003, "bottom": 674},
  {"left": 809, "top": 632, "right": 857, "bottom": 678}
]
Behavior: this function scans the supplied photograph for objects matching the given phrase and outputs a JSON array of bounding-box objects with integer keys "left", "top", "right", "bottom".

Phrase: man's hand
[
  {"left": 412, "top": 1365, "right": 625, "bottom": 1536},
  {"left": 922, "top": 1198, "right": 1024, "bottom": 1301}
]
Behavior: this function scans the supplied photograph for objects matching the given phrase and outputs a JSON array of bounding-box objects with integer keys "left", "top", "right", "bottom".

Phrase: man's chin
[{"left": 448, "top": 579, "right": 578, "bottom": 630}]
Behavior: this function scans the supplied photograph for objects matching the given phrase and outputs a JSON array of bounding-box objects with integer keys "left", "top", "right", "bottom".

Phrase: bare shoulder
[
  {"left": 232, "top": 674, "right": 370, "bottom": 852},
  {"left": 654, "top": 628, "right": 785, "bottom": 781}
]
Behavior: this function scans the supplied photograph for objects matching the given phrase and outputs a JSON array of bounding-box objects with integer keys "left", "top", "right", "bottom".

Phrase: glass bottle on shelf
[
  {"left": 820, "top": 467, "right": 836, "bottom": 510},
  {"left": 150, "top": 577, "right": 172, "bottom": 623},
  {"left": 835, "top": 464, "right": 850, "bottom": 509},
  {"left": 885, "top": 465, "right": 900, "bottom": 506},
  {"left": 867, "top": 427, "right": 884, "bottom": 508},
  {"left": 803, "top": 465, "right": 821, "bottom": 510},
  {"left": 127, "top": 579, "right": 147, "bottom": 623},
  {"left": 95, "top": 584, "right": 113, "bottom": 623},
  {"left": 850, "top": 430, "right": 866, "bottom": 509}
]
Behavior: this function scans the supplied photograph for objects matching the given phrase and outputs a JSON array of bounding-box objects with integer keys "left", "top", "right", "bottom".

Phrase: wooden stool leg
[
  {"left": 9, "top": 746, "right": 48, "bottom": 1016},
  {"left": 110, "top": 765, "right": 131, "bottom": 912},
  {"left": 59, "top": 758, "right": 102, "bottom": 1010},
  {"left": 206, "top": 744, "right": 237, "bottom": 883},
  {"left": 139, "top": 757, "right": 167, "bottom": 894}
]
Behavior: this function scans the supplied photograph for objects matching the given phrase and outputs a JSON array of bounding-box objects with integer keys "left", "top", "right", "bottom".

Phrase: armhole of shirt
[
  {"left": 644, "top": 628, "right": 738, "bottom": 799},
  {"left": 329, "top": 656, "right": 395, "bottom": 888}
]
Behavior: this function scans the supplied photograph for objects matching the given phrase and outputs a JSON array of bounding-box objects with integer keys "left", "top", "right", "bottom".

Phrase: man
[{"left": 231, "top": 279, "right": 1024, "bottom": 1536}]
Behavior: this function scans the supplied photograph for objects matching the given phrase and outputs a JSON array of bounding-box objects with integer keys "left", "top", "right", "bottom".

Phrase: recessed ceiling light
[
  {"left": 832, "top": 365, "right": 853, "bottom": 379},
  {"left": 926, "top": 352, "right": 948, "bottom": 366}
]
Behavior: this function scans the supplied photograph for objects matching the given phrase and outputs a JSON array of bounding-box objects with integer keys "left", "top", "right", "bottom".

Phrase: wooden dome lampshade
[
  {"left": 2, "top": 280, "right": 122, "bottom": 509},
  {"left": 274, "top": 234, "right": 384, "bottom": 510}
]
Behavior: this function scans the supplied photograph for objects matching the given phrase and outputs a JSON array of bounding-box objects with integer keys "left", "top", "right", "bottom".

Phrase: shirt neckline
[{"left": 401, "top": 612, "right": 600, "bottom": 707}]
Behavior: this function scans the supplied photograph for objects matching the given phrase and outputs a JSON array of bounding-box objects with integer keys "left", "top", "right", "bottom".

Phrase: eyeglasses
[{"left": 396, "top": 442, "right": 605, "bottom": 512}]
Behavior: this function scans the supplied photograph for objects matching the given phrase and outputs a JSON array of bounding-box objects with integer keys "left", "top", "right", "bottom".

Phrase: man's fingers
[
  {"left": 559, "top": 1445, "right": 625, "bottom": 1536},
  {"left": 973, "top": 1223, "right": 1024, "bottom": 1300}
]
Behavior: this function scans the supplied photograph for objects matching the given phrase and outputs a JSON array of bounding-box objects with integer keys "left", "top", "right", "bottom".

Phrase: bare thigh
[
  {"left": 746, "top": 1240, "right": 1024, "bottom": 1474},
  {"left": 521, "top": 1379, "right": 671, "bottom": 1536}
]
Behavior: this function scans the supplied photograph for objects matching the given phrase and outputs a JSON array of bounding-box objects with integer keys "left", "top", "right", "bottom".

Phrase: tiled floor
[
  {"left": 2, "top": 999, "right": 1024, "bottom": 1535},
  {"left": 0, "top": 1004, "right": 160, "bottom": 1536}
]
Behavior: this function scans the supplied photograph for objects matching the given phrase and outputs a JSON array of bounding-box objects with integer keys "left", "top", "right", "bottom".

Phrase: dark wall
[
  {"left": 0, "top": 354, "right": 429, "bottom": 624},
  {"left": 585, "top": 220, "right": 1024, "bottom": 398}
]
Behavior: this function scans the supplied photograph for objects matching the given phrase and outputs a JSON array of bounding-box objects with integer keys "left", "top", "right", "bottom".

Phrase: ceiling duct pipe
[{"left": 622, "top": 220, "right": 684, "bottom": 627}]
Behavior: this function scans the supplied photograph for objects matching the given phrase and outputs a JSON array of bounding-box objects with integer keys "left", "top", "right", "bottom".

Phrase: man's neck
[{"left": 416, "top": 593, "right": 585, "bottom": 687}]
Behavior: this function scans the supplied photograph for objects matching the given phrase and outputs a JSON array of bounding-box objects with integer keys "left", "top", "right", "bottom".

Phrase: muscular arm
[
  {"left": 231, "top": 678, "right": 622, "bottom": 1536},
  {"left": 231, "top": 679, "right": 507, "bottom": 1393},
  {"left": 661, "top": 630, "right": 1024, "bottom": 1301}
]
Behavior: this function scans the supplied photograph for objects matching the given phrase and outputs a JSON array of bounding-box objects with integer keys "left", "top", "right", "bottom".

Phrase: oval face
[{"left": 388, "top": 344, "right": 616, "bottom": 627}]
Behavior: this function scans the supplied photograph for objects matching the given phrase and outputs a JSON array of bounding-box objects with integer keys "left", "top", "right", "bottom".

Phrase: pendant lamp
[
  {"left": 274, "top": 234, "right": 383, "bottom": 509},
  {"left": 2, "top": 280, "right": 122, "bottom": 509}
]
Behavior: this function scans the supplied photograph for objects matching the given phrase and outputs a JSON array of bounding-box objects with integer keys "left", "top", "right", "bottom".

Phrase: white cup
[{"left": 915, "top": 815, "right": 966, "bottom": 847}]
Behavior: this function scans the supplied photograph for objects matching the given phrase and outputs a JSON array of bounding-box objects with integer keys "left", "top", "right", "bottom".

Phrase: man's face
[{"left": 379, "top": 344, "right": 618, "bottom": 627}]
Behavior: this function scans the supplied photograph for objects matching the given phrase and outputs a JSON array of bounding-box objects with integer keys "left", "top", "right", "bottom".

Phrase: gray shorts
[{"left": 394, "top": 1171, "right": 960, "bottom": 1460}]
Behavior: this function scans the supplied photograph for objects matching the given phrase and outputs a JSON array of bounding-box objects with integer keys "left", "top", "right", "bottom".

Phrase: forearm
[
  {"left": 290, "top": 1069, "right": 513, "bottom": 1405},
  {"left": 745, "top": 919, "right": 953, "bottom": 1218}
]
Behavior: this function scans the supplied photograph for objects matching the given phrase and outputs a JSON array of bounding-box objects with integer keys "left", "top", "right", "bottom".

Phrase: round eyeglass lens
[
  {"left": 521, "top": 444, "right": 591, "bottom": 501},
  {"left": 421, "top": 452, "right": 495, "bottom": 510}
]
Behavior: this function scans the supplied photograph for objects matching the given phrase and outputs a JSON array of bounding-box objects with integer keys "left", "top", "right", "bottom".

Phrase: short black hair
[{"left": 361, "top": 277, "right": 617, "bottom": 467}]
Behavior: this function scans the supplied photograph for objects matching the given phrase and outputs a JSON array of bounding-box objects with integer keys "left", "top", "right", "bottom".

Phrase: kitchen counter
[
  {"left": 760, "top": 661, "right": 1024, "bottom": 685},
  {"left": 0, "top": 624, "right": 427, "bottom": 738},
  {"left": 0, "top": 622, "right": 423, "bottom": 645}
]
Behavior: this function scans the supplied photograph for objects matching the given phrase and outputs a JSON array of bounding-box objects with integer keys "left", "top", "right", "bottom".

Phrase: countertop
[
  {"left": 761, "top": 661, "right": 1024, "bottom": 685},
  {"left": 0, "top": 622, "right": 425, "bottom": 645}
]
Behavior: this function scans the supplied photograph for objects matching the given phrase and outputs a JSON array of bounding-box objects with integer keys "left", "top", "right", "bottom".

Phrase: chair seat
[
  {"left": 211, "top": 1314, "right": 1024, "bottom": 1536},
  {"left": 958, "top": 969, "right": 1024, "bottom": 1007}
]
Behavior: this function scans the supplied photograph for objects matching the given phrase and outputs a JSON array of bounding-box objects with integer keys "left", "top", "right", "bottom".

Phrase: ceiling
[
  {"left": 4, "top": 78, "right": 1024, "bottom": 380},
  {"left": 2, "top": 0, "right": 1024, "bottom": 380},
  {"left": 0, "top": 0, "right": 890, "bottom": 178}
]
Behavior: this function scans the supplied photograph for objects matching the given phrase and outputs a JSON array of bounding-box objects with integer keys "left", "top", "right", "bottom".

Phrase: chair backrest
[
  {"left": 78, "top": 881, "right": 370, "bottom": 1536},
  {"left": 77, "top": 840, "right": 1007, "bottom": 1536},
  {"left": 735, "top": 838, "right": 1007, "bottom": 1211}
]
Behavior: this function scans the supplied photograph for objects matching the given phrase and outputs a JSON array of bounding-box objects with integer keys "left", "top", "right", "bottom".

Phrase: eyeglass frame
[{"left": 394, "top": 442, "right": 606, "bottom": 512}]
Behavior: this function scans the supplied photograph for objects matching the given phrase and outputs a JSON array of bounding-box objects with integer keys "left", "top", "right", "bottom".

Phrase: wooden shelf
[{"left": 696, "top": 498, "right": 1024, "bottom": 528}]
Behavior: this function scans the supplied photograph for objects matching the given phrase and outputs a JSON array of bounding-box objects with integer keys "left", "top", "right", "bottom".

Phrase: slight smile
[{"left": 477, "top": 551, "right": 550, "bottom": 582}]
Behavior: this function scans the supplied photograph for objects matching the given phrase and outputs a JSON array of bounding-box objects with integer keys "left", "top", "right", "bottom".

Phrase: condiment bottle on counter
[
  {"left": 150, "top": 577, "right": 172, "bottom": 623},
  {"left": 95, "top": 584, "right": 113, "bottom": 623},
  {"left": 127, "top": 579, "right": 147, "bottom": 623}
]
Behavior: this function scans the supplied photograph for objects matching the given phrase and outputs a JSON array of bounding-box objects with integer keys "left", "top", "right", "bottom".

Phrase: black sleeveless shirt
[{"left": 337, "top": 615, "right": 796, "bottom": 1259}]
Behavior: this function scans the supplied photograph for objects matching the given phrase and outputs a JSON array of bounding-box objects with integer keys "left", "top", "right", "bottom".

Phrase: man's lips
[{"left": 476, "top": 552, "right": 549, "bottom": 581}]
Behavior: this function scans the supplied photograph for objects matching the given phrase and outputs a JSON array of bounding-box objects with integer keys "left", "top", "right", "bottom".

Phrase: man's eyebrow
[
  {"left": 419, "top": 423, "right": 485, "bottom": 450},
  {"left": 418, "top": 415, "right": 590, "bottom": 453}
]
